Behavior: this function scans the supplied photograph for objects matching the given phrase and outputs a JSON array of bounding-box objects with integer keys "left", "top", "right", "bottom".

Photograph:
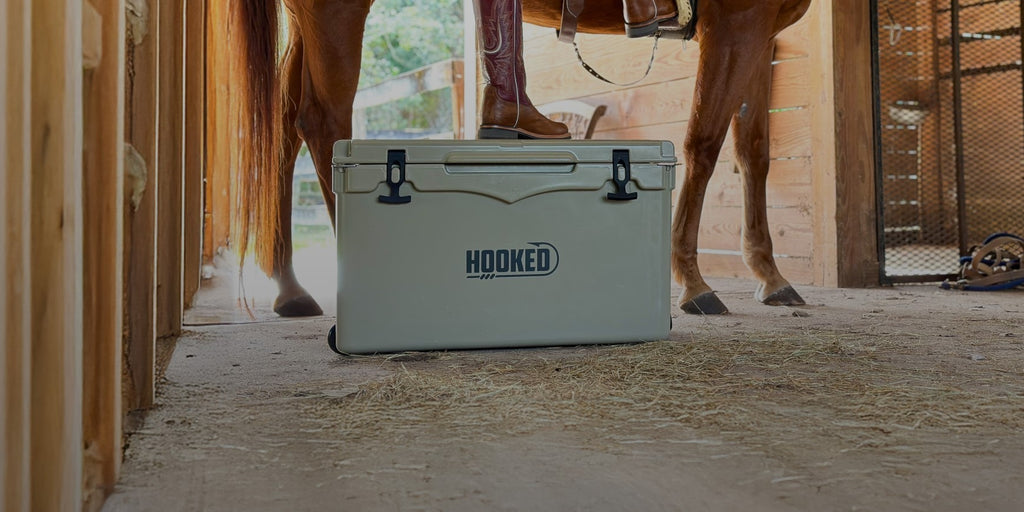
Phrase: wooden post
[
  {"left": 0, "top": 0, "right": 7, "bottom": 499},
  {"left": 807, "top": 0, "right": 878, "bottom": 288},
  {"left": 450, "top": 59, "right": 465, "bottom": 139},
  {"left": 3, "top": 2, "right": 33, "bottom": 509},
  {"left": 31, "top": 0, "right": 85, "bottom": 509},
  {"left": 124, "top": 0, "right": 159, "bottom": 411},
  {"left": 463, "top": 0, "right": 477, "bottom": 138},
  {"left": 81, "top": 0, "right": 125, "bottom": 508},
  {"left": 156, "top": 0, "right": 184, "bottom": 337},
  {"left": 204, "top": 0, "right": 231, "bottom": 264},
  {"left": 182, "top": 0, "right": 206, "bottom": 307},
  {"left": 831, "top": 1, "right": 879, "bottom": 287}
]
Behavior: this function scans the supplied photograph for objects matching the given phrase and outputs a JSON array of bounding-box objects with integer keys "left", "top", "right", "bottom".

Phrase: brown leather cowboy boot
[
  {"left": 475, "top": 0, "right": 569, "bottom": 139},
  {"left": 623, "top": 0, "right": 679, "bottom": 38}
]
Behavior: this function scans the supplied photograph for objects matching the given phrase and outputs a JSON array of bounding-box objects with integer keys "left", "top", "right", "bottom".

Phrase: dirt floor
[{"left": 103, "top": 275, "right": 1024, "bottom": 512}]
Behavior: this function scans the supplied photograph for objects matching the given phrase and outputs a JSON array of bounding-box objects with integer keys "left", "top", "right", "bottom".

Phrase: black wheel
[{"left": 327, "top": 325, "right": 342, "bottom": 355}]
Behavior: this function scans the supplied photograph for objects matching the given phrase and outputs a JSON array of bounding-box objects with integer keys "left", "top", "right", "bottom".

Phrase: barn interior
[{"left": 2, "top": 0, "right": 1023, "bottom": 511}]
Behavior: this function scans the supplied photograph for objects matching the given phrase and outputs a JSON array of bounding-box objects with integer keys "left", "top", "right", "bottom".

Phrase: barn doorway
[{"left": 871, "top": 0, "right": 1024, "bottom": 283}]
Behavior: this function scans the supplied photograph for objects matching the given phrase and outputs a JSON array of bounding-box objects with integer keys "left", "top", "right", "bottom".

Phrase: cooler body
[{"left": 332, "top": 140, "right": 676, "bottom": 354}]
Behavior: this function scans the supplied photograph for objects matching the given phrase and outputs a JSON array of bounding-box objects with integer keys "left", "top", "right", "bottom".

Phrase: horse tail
[{"left": 232, "top": 0, "right": 281, "bottom": 277}]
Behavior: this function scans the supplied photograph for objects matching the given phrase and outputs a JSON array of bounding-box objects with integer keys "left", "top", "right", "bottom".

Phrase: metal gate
[{"left": 871, "top": 0, "right": 1024, "bottom": 283}]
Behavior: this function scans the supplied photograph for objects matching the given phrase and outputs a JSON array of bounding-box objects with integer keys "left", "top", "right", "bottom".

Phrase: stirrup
[{"left": 625, "top": 15, "right": 678, "bottom": 38}]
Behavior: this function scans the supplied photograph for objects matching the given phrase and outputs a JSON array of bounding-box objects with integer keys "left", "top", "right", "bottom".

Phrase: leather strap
[{"left": 558, "top": 0, "right": 585, "bottom": 43}]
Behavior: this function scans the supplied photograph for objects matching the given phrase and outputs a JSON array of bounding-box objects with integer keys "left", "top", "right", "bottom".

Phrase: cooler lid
[
  {"left": 333, "top": 139, "right": 676, "bottom": 167},
  {"left": 332, "top": 140, "right": 677, "bottom": 204}
]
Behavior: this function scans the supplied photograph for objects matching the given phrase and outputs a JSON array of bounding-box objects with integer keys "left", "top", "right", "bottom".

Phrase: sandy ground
[{"left": 103, "top": 271, "right": 1024, "bottom": 512}]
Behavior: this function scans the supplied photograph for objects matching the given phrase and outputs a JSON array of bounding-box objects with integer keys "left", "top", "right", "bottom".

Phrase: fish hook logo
[{"left": 465, "top": 242, "right": 560, "bottom": 280}]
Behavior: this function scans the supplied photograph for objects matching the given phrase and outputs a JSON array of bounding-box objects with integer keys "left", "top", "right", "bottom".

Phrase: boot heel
[
  {"left": 478, "top": 127, "right": 522, "bottom": 139},
  {"left": 625, "top": 23, "right": 659, "bottom": 38}
]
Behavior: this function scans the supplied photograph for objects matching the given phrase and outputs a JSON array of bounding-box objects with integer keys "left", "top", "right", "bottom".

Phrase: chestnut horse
[{"left": 232, "top": 0, "right": 812, "bottom": 317}]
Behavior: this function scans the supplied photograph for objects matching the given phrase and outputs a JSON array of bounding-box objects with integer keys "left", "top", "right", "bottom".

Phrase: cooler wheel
[{"left": 327, "top": 325, "right": 342, "bottom": 355}]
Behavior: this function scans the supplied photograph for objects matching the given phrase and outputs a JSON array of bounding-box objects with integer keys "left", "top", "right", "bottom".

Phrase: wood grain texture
[
  {"left": 81, "top": 0, "right": 125, "bottom": 509},
  {"left": 204, "top": 0, "right": 231, "bottom": 262},
  {"left": 805, "top": 0, "right": 840, "bottom": 287},
  {"left": 30, "top": 0, "right": 85, "bottom": 509},
  {"left": 156, "top": 0, "right": 184, "bottom": 338},
  {"left": 831, "top": 0, "right": 879, "bottom": 287},
  {"left": 182, "top": 0, "right": 205, "bottom": 307},
  {"left": 522, "top": 6, "right": 882, "bottom": 286},
  {"left": 124, "top": 0, "right": 159, "bottom": 412},
  {"left": 3, "top": 3, "right": 32, "bottom": 509}
]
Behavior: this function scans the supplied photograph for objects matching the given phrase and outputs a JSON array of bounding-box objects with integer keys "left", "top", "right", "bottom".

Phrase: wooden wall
[
  {"left": 522, "top": 1, "right": 878, "bottom": 287},
  {"left": 4, "top": 2, "right": 33, "bottom": 509},
  {"left": 82, "top": 0, "right": 126, "bottom": 508},
  {"left": 3, "top": 0, "right": 197, "bottom": 509}
]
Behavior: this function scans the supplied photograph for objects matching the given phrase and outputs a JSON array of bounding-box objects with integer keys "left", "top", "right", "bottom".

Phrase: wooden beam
[
  {"left": 353, "top": 58, "right": 465, "bottom": 109},
  {"left": 831, "top": 0, "right": 879, "bottom": 287},
  {"left": 204, "top": 0, "right": 231, "bottom": 263},
  {"left": 450, "top": 59, "right": 465, "bottom": 139},
  {"left": 31, "top": 0, "right": 85, "bottom": 509},
  {"left": 182, "top": 0, "right": 206, "bottom": 307},
  {"left": 807, "top": 1, "right": 840, "bottom": 287},
  {"left": 0, "top": 0, "right": 7, "bottom": 501},
  {"left": 81, "top": 0, "right": 125, "bottom": 509},
  {"left": 82, "top": 1, "right": 102, "bottom": 69},
  {"left": 156, "top": 0, "right": 184, "bottom": 338},
  {"left": 124, "top": 0, "right": 159, "bottom": 411},
  {"left": 3, "top": 2, "right": 33, "bottom": 509}
]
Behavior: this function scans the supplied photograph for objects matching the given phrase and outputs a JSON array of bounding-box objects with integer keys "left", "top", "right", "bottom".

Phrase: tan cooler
[{"left": 329, "top": 139, "right": 676, "bottom": 354}]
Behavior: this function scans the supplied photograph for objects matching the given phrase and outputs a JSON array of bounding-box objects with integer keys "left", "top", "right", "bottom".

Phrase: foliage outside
[{"left": 360, "top": 0, "right": 464, "bottom": 136}]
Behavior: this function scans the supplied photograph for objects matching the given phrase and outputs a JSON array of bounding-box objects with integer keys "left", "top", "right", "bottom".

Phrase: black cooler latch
[
  {"left": 378, "top": 149, "right": 411, "bottom": 204},
  {"left": 607, "top": 149, "right": 638, "bottom": 201}
]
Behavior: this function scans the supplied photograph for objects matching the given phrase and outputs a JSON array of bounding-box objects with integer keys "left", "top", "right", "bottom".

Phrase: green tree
[
  {"left": 360, "top": 0, "right": 464, "bottom": 88},
  {"left": 359, "top": 0, "right": 464, "bottom": 134}
]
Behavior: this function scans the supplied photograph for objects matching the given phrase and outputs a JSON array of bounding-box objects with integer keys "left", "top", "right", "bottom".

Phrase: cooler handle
[{"left": 443, "top": 151, "right": 579, "bottom": 167}]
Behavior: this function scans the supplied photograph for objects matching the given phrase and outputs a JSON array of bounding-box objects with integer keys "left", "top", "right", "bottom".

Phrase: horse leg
[
  {"left": 291, "top": 0, "right": 371, "bottom": 227},
  {"left": 673, "top": 23, "right": 774, "bottom": 315},
  {"left": 731, "top": 40, "right": 805, "bottom": 306},
  {"left": 271, "top": 15, "right": 323, "bottom": 317}
]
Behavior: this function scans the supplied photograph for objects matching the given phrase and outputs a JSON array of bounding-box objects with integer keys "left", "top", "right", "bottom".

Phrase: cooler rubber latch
[
  {"left": 378, "top": 149, "right": 411, "bottom": 204},
  {"left": 607, "top": 149, "right": 638, "bottom": 201}
]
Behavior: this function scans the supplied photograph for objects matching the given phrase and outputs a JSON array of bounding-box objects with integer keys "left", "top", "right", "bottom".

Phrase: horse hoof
[
  {"left": 273, "top": 294, "right": 324, "bottom": 317},
  {"left": 679, "top": 291, "right": 729, "bottom": 315},
  {"left": 760, "top": 285, "right": 806, "bottom": 307}
]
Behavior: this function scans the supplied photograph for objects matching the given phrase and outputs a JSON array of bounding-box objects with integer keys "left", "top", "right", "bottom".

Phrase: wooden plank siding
[
  {"left": 157, "top": 0, "right": 185, "bottom": 338},
  {"left": 81, "top": 0, "right": 126, "bottom": 508},
  {"left": 522, "top": 13, "right": 820, "bottom": 285},
  {"left": 124, "top": 0, "right": 160, "bottom": 412},
  {"left": 520, "top": 2, "right": 878, "bottom": 287},
  {"left": 183, "top": 0, "right": 206, "bottom": 307},
  {"left": 204, "top": 0, "right": 233, "bottom": 263},
  {"left": 30, "top": 0, "right": 86, "bottom": 509},
  {"left": 3, "top": 1, "right": 33, "bottom": 509}
]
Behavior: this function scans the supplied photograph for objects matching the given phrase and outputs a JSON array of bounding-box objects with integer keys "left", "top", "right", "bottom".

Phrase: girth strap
[{"left": 558, "top": 0, "right": 585, "bottom": 43}]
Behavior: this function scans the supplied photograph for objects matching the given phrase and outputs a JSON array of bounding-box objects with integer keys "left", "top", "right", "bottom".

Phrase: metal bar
[
  {"left": 951, "top": 0, "right": 969, "bottom": 254},
  {"left": 930, "top": 0, "right": 946, "bottom": 247},
  {"left": 870, "top": 0, "right": 890, "bottom": 284},
  {"left": 937, "top": 0, "right": 1015, "bottom": 12},
  {"left": 937, "top": 26, "right": 1021, "bottom": 45},
  {"left": 888, "top": 273, "right": 960, "bottom": 284},
  {"left": 939, "top": 62, "right": 1023, "bottom": 80}
]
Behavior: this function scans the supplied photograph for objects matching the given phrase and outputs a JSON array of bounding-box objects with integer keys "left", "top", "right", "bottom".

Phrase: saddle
[{"left": 558, "top": 0, "right": 698, "bottom": 44}]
